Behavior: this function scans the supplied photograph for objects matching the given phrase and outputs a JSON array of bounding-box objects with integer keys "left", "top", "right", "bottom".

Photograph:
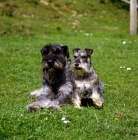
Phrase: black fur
[
  {"left": 41, "top": 44, "right": 69, "bottom": 94},
  {"left": 26, "top": 44, "right": 73, "bottom": 111}
]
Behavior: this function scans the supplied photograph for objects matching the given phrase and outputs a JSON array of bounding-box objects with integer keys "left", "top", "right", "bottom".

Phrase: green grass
[
  {"left": 0, "top": 34, "right": 138, "bottom": 140},
  {"left": 0, "top": 0, "right": 138, "bottom": 140},
  {"left": 0, "top": 0, "right": 129, "bottom": 36}
]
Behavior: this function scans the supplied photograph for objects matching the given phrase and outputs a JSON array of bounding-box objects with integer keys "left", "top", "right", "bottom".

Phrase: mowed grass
[
  {"left": 0, "top": 0, "right": 138, "bottom": 139},
  {"left": 0, "top": 33, "right": 138, "bottom": 140}
]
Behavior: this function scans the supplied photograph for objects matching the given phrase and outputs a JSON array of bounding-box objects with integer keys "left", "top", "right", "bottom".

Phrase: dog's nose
[
  {"left": 48, "top": 59, "right": 54, "bottom": 64},
  {"left": 75, "top": 63, "right": 79, "bottom": 67}
]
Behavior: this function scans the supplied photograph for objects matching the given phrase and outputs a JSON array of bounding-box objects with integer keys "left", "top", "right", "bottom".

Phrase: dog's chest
[{"left": 75, "top": 80, "right": 93, "bottom": 97}]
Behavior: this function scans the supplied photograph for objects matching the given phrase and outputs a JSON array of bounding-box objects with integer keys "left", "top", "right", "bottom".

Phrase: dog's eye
[
  {"left": 74, "top": 56, "right": 78, "bottom": 58},
  {"left": 52, "top": 50, "right": 60, "bottom": 55}
]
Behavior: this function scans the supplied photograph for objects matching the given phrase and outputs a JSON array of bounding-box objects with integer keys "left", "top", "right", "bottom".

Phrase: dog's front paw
[
  {"left": 73, "top": 101, "right": 82, "bottom": 109},
  {"left": 93, "top": 99, "right": 103, "bottom": 108},
  {"left": 74, "top": 105, "right": 82, "bottom": 109},
  {"left": 29, "top": 89, "right": 42, "bottom": 99},
  {"left": 91, "top": 92, "right": 104, "bottom": 108},
  {"left": 48, "top": 105, "right": 61, "bottom": 110},
  {"left": 26, "top": 103, "right": 41, "bottom": 111},
  {"left": 47, "top": 101, "right": 61, "bottom": 110},
  {"left": 72, "top": 97, "right": 81, "bottom": 109}
]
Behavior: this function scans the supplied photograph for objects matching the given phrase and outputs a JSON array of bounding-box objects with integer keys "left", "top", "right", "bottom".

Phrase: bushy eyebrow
[
  {"left": 55, "top": 48, "right": 61, "bottom": 52},
  {"left": 51, "top": 47, "right": 61, "bottom": 53},
  {"left": 74, "top": 51, "right": 79, "bottom": 56},
  {"left": 80, "top": 51, "right": 87, "bottom": 56}
]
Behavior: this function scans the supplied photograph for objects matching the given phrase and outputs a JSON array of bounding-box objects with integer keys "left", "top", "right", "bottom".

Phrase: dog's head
[
  {"left": 41, "top": 44, "right": 69, "bottom": 84},
  {"left": 70, "top": 48, "right": 93, "bottom": 77},
  {"left": 41, "top": 44, "right": 69, "bottom": 71}
]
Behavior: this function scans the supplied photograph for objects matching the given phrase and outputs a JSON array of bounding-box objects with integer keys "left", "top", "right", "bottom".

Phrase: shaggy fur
[
  {"left": 70, "top": 48, "right": 104, "bottom": 108},
  {"left": 26, "top": 44, "right": 74, "bottom": 111}
]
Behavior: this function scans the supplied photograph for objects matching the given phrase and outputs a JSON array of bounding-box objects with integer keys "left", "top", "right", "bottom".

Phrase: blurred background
[{"left": 0, "top": 0, "right": 131, "bottom": 36}]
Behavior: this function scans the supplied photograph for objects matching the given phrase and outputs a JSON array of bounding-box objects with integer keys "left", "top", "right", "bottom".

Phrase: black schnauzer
[
  {"left": 70, "top": 48, "right": 104, "bottom": 108},
  {"left": 26, "top": 44, "right": 74, "bottom": 111}
]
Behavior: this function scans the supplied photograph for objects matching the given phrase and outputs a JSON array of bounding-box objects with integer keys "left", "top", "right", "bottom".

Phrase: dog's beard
[
  {"left": 54, "top": 60, "right": 63, "bottom": 70},
  {"left": 71, "top": 63, "right": 90, "bottom": 77},
  {"left": 42, "top": 60, "right": 64, "bottom": 84},
  {"left": 45, "top": 68, "right": 57, "bottom": 84}
]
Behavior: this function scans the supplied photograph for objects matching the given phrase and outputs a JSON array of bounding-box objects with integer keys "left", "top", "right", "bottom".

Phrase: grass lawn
[
  {"left": 0, "top": 0, "right": 138, "bottom": 139},
  {"left": 0, "top": 33, "right": 138, "bottom": 140}
]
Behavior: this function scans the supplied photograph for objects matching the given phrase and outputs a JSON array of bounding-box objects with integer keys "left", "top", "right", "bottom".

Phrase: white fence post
[{"left": 130, "top": 0, "right": 137, "bottom": 34}]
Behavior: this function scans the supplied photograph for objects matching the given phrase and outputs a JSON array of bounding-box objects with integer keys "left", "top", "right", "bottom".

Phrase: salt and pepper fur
[
  {"left": 26, "top": 45, "right": 104, "bottom": 111},
  {"left": 70, "top": 48, "right": 104, "bottom": 108},
  {"left": 26, "top": 44, "right": 74, "bottom": 111}
]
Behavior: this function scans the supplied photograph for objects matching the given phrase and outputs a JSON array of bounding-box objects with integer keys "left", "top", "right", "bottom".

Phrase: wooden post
[{"left": 130, "top": 0, "right": 137, "bottom": 34}]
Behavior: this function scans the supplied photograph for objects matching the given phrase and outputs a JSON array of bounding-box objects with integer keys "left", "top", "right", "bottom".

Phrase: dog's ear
[
  {"left": 61, "top": 45, "right": 69, "bottom": 58},
  {"left": 73, "top": 48, "right": 80, "bottom": 53},
  {"left": 85, "top": 48, "right": 93, "bottom": 56},
  {"left": 41, "top": 45, "right": 49, "bottom": 55}
]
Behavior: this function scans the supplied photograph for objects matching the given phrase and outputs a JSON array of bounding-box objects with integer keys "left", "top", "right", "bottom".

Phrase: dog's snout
[{"left": 75, "top": 63, "right": 79, "bottom": 67}]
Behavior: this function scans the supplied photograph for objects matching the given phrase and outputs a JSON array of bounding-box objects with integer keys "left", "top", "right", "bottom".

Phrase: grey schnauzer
[
  {"left": 70, "top": 48, "right": 104, "bottom": 108},
  {"left": 26, "top": 44, "right": 74, "bottom": 111}
]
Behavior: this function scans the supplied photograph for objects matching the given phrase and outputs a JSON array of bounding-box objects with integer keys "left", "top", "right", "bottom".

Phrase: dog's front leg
[
  {"left": 26, "top": 98, "right": 60, "bottom": 111},
  {"left": 26, "top": 86, "right": 60, "bottom": 111},
  {"left": 91, "top": 86, "right": 104, "bottom": 108},
  {"left": 72, "top": 92, "right": 81, "bottom": 109},
  {"left": 26, "top": 97, "right": 51, "bottom": 111},
  {"left": 29, "top": 88, "right": 43, "bottom": 99}
]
